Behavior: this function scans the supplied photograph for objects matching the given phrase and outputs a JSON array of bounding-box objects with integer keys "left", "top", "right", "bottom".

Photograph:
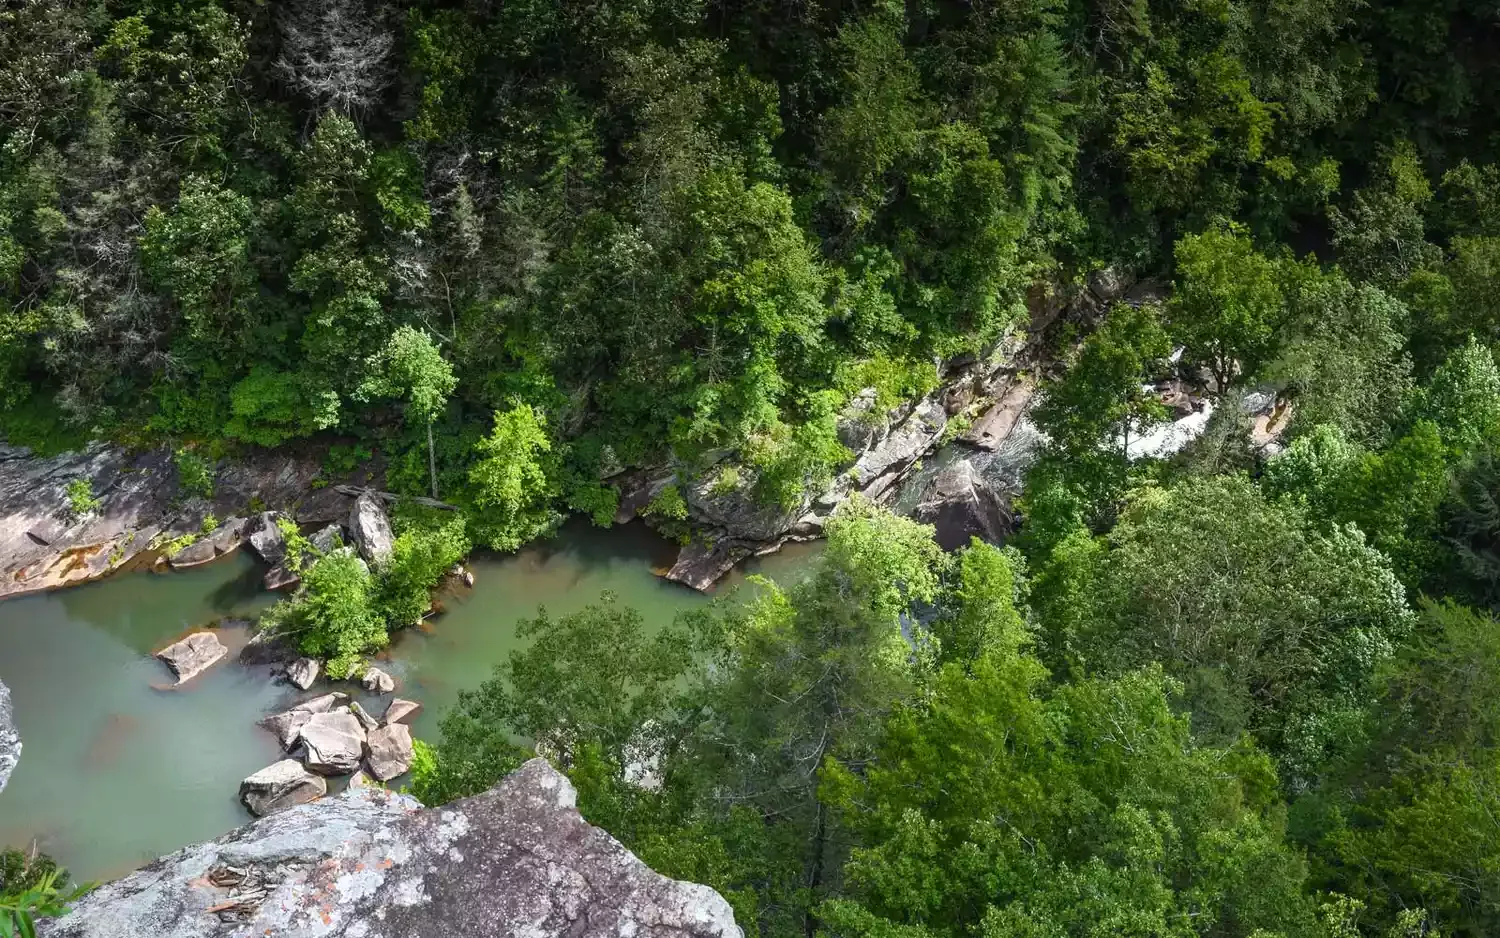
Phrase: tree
[
  {"left": 1167, "top": 224, "right": 1289, "bottom": 396},
  {"left": 359, "top": 326, "right": 457, "bottom": 498},
  {"left": 263, "top": 549, "right": 384, "bottom": 678},
  {"left": 1026, "top": 300, "right": 1171, "bottom": 541},
  {"left": 467, "top": 404, "right": 558, "bottom": 551},
  {"left": 1052, "top": 475, "right": 1413, "bottom": 782}
]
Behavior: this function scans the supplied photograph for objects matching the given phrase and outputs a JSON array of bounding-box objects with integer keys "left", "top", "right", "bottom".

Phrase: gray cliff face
[
  {"left": 0, "top": 678, "right": 17, "bottom": 793},
  {"left": 44, "top": 758, "right": 743, "bottom": 938},
  {"left": 0, "top": 443, "right": 366, "bottom": 600}
]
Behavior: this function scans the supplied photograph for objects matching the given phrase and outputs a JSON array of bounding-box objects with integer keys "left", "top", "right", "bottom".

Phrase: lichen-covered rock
[
  {"left": 154, "top": 632, "right": 228, "bottom": 685},
  {"left": 0, "top": 678, "right": 18, "bottom": 793},
  {"left": 347, "top": 492, "right": 394, "bottom": 567},
  {"left": 45, "top": 760, "right": 742, "bottom": 938},
  {"left": 284, "top": 657, "right": 319, "bottom": 691},
  {"left": 364, "top": 723, "right": 413, "bottom": 781},
  {"left": 297, "top": 711, "right": 366, "bottom": 775},
  {"left": 238, "top": 760, "right": 327, "bottom": 817}
]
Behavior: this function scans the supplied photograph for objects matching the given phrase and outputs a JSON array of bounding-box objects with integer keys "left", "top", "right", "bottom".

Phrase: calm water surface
[{"left": 0, "top": 521, "right": 816, "bottom": 882}]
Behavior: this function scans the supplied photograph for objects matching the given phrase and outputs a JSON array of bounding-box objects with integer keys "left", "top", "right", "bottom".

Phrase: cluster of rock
[
  {"left": 223, "top": 489, "right": 396, "bottom": 593},
  {"left": 242, "top": 692, "right": 421, "bottom": 816},
  {"left": 43, "top": 759, "right": 743, "bottom": 938}
]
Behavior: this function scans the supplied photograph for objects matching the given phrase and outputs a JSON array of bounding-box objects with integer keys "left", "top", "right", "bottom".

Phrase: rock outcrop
[
  {"left": 246, "top": 512, "right": 287, "bottom": 566},
  {"left": 44, "top": 759, "right": 743, "bottom": 938},
  {"left": 154, "top": 632, "right": 229, "bottom": 685},
  {"left": 0, "top": 442, "right": 374, "bottom": 600},
  {"left": 238, "top": 760, "right": 327, "bottom": 817},
  {"left": 166, "top": 517, "right": 249, "bottom": 569},
  {"left": 0, "top": 678, "right": 18, "bottom": 793},
  {"left": 911, "top": 458, "right": 1014, "bottom": 551}
]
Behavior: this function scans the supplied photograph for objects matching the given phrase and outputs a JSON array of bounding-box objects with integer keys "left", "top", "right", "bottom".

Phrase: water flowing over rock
[
  {"left": 0, "top": 678, "right": 18, "bottom": 793},
  {"left": 348, "top": 492, "right": 394, "bottom": 567},
  {"left": 364, "top": 723, "right": 413, "bottom": 781},
  {"left": 238, "top": 760, "right": 327, "bottom": 817},
  {"left": 297, "top": 710, "right": 367, "bottom": 775},
  {"left": 44, "top": 759, "right": 743, "bottom": 938},
  {"left": 154, "top": 632, "right": 229, "bottom": 685}
]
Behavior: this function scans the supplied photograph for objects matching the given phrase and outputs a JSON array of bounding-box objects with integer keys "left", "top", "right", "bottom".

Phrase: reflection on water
[{"left": 0, "top": 522, "right": 819, "bottom": 881}]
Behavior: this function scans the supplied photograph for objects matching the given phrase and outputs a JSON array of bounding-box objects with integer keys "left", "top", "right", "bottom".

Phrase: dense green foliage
[
  {"left": 0, "top": 848, "right": 84, "bottom": 937},
  {"left": 10, "top": 1, "right": 1500, "bottom": 935}
]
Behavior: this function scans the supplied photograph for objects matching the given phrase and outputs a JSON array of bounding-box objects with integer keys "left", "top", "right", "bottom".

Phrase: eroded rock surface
[
  {"left": 0, "top": 678, "right": 18, "bottom": 793},
  {"left": 45, "top": 759, "right": 743, "bottom": 938}
]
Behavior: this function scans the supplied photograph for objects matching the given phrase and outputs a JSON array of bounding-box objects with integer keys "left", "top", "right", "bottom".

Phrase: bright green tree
[{"left": 359, "top": 326, "right": 457, "bottom": 498}]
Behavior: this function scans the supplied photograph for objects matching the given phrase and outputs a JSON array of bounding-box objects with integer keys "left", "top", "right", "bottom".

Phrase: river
[{"left": 0, "top": 520, "right": 817, "bottom": 883}]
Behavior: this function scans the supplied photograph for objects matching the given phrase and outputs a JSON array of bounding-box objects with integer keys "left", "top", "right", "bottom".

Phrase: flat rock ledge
[{"left": 43, "top": 758, "right": 744, "bottom": 938}]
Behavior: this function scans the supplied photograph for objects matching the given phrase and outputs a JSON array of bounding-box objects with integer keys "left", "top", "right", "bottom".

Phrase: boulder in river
[
  {"left": 383, "top": 697, "right": 422, "bottom": 725},
  {"left": 348, "top": 701, "right": 379, "bottom": 732},
  {"left": 284, "top": 657, "right": 319, "bottom": 691},
  {"left": 298, "top": 710, "right": 367, "bottom": 775},
  {"left": 262, "top": 562, "right": 299, "bottom": 591},
  {"left": 238, "top": 759, "right": 327, "bottom": 817},
  {"left": 0, "top": 678, "right": 18, "bottom": 793},
  {"left": 46, "top": 759, "right": 741, "bottom": 938},
  {"left": 348, "top": 492, "right": 394, "bottom": 567},
  {"left": 360, "top": 666, "right": 396, "bottom": 695},
  {"left": 246, "top": 511, "right": 287, "bottom": 565},
  {"left": 365, "top": 722, "right": 414, "bottom": 781},
  {"left": 154, "top": 632, "right": 228, "bottom": 685}
]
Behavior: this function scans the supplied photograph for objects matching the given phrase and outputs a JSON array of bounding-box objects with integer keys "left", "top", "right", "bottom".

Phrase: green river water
[{"left": 0, "top": 521, "right": 816, "bottom": 883}]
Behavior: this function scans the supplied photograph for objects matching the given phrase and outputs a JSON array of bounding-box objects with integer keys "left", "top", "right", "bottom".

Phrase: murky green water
[{"left": 0, "top": 521, "right": 816, "bottom": 882}]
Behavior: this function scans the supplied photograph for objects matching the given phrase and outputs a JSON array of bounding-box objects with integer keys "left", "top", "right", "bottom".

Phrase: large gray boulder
[
  {"left": 347, "top": 492, "right": 394, "bottom": 567},
  {"left": 238, "top": 760, "right": 327, "bottom": 817},
  {"left": 246, "top": 512, "right": 287, "bottom": 566},
  {"left": 298, "top": 710, "right": 366, "bottom": 775},
  {"left": 45, "top": 760, "right": 742, "bottom": 938},
  {"left": 284, "top": 657, "right": 319, "bottom": 691},
  {"left": 0, "top": 679, "right": 17, "bottom": 793},
  {"left": 364, "top": 723, "right": 413, "bottom": 781},
  {"left": 911, "top": 459, "right": 1014, "bottom": 551},
  {"left": 257, "top": 692, "right": 353, "bottom": 750},
  {"left": 154, "top": 632, "right": 228, "bottom": 685},
  {"left": 382, "top": 698, "right": 422, "bottom": 725}
]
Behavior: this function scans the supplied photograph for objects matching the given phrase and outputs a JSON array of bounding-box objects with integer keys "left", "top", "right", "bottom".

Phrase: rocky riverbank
[
  {"left": 0, "top": 678, "right": 17, "bottom": 794},
  {"left": 41, "top": 758, "right": 742, "bottom": 938}
]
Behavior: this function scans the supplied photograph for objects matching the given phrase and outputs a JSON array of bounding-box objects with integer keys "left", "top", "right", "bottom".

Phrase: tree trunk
[{"left": 427, "top": 420, "right": 439, "bottom": 500}]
